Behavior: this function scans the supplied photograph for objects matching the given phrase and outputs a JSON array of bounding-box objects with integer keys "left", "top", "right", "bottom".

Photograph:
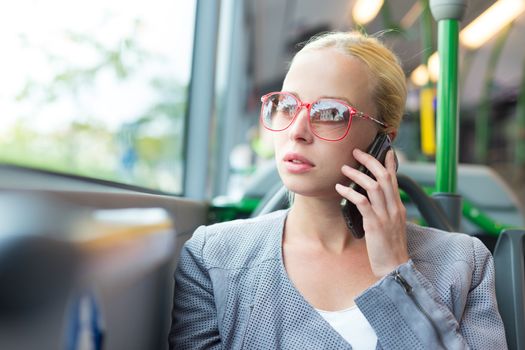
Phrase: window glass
[{"left": 0, "top": 0, "right": 196, "bottom": 193}]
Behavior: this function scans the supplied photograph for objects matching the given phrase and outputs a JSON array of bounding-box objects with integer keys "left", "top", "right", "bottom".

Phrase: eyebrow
[{"left": 285, "top": 91, "right": 357, "bottom": 107}]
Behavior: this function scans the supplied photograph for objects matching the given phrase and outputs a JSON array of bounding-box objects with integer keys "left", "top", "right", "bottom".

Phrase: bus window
[{"left": 0, "top": 0, "right": 196, "bottom": 193}]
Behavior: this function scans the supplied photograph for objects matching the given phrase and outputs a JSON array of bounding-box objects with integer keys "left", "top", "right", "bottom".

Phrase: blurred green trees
[{"left": 1, "top": 19, "right": 187, "bottom": 192}]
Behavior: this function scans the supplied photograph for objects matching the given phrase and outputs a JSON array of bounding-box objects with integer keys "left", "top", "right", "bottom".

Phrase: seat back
[
  {"left": 0, "top": 187, "right": 206, "bottom": 350},
  {"left": 493, "top": 230, "right": 525, "bottom": 350},
  {"left": 399, "top": 162, "right": 525, "bottom": 234},
  {"left": 252, "top": 174, "right": 455, "bottom": 233},
  {"left": 0, "top": 236, "right": 79, "bottom": 350}
]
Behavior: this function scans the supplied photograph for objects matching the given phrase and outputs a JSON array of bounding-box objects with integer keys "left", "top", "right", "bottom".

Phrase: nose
[{"left": 288, "top": 106, "right": 314, "bottom": 143}]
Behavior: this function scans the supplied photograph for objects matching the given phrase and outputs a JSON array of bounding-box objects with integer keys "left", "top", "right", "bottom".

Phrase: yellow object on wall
[{"left": 420, "top": 87, "right": 436, "bottom": 156}]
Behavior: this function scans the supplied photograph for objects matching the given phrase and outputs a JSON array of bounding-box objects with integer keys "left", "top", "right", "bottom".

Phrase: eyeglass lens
[{"left": 261, "top": 93, "right": 351, "bottom": 140}]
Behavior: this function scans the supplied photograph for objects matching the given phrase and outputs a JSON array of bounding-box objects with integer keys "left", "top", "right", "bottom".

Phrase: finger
[
  {"left": 379, "top": 149, "right": 403, "bottom": 212},
  {"left": 352, "top": 149, "right": 395, "bottom": 210},
  {"left": 385, "top": 149, "right": 399, "bottom": 187},
  {"left": 382, "top": 151, "right": 407, "bottom": 226},
  {"left": 385, "top": 150, "right": 404, "bottom": 207},
  {"left": 352, "top": 148, "right": 385, "bottom": 178},
  {"left": 341, "top": 165, "right": 387, "bottom": 217},
  {"left": 335, "top": 183, "right": 377, "bottom": 220},
  {"left": 353, "top": 149, "right": 396, "bottom": 200}
]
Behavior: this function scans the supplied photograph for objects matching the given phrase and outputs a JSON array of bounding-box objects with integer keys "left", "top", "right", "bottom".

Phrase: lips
[
  {"left": 283, "top": 152, "right": 314, "bottom": 165},
  {"left": 282, "top": 152, "right": 315, "bottom": 173}
]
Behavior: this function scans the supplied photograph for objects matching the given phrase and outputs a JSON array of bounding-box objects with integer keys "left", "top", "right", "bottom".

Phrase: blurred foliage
[{"left": 1, "top": 19, "right": 187, "bottom": 193}]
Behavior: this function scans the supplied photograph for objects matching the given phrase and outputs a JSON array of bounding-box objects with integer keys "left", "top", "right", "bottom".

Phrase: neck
[{"left": 286, "top": 194, "right": 360, "bottom": 253}]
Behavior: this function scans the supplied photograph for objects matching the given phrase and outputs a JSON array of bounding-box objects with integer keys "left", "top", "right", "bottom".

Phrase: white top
[{"left": 316, "top": 305, "right": 377, "bottom": 349}]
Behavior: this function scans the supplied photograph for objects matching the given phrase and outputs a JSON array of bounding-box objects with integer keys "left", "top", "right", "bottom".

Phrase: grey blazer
[{"left": 169, "top": 210, "right": 507, "bottom": 349}]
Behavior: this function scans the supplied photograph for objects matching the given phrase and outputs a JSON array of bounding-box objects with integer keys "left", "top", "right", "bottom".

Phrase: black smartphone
[{"left": 340, "top": 133, "right": 397, "bottom": 239}]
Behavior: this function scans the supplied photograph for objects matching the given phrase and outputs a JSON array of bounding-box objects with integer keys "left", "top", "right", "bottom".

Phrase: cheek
[
  {"left": 335, "top": 150, "right": 358, "bottom": 176},
  {"left": 272, "top": 134, "right": 284, "bottom": 155},
  {"left": 346, "top": 124, "right": 377, "bottom": 151},
  {"left": 333, "top": 129, "right": 377, "bottom": 169},
  {"left": 272, "top": 134, "right": 289, "bottom": 166}
]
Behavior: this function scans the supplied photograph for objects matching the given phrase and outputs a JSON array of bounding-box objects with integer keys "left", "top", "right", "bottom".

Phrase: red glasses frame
[{"left": 260, "top": 91, "right": 387, "bottom": 142}]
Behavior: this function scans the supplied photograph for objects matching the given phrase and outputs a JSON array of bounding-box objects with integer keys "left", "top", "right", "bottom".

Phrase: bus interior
[{"left": 0, "top": 0, "right": 524, "bottom": 349}]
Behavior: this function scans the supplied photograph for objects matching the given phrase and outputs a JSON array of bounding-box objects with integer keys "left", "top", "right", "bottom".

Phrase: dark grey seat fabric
[
  {"left": 493, "top": 230, "right": 525, "bottom": 350},
  {"left": 0, "top": 236, "right": 79, "bottom": 350}
]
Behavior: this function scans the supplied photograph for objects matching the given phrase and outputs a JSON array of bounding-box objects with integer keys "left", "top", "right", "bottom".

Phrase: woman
[{"left": 169, "top": 31, "right": 507, "bottom": 349}]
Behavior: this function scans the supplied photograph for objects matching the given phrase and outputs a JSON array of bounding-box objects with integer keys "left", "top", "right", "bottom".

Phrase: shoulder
[
  {"left": 406, "top": 222, "right": 491, "bottom": 268},
  {"left": 184, "top": 210, "right": 287, "bottom": 270}
]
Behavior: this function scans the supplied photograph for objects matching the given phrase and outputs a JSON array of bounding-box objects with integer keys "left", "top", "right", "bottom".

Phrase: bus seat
[
  {"left": 250, "top": 182, "right": 288, "bottom": 218},
  {"left": 0, "top": 235, "right": 79, "bottom": 350},
  {"left": 252, "top": 174, "right": 455, "bottom": 234},
  {"left": 0, "top": 187, "right": 206, "bottom": 350},
  {"left": 493, "top": 229, "right": 525, "bottom": 350},
  {"left": 243, "top": 162, "right": 524, "bottom": 236},
  {"left": 398, "top": 162, "right": 525, "bottom": 235}
]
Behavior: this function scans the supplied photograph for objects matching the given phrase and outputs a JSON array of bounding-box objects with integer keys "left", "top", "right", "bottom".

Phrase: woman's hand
[{"left": 335, "top": 148, "right": 409, "bottom": 277}]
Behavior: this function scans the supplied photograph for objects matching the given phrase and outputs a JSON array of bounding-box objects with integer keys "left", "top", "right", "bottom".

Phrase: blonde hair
[{"left": 296, "top": 31, "right": 407, "bottom": 133}]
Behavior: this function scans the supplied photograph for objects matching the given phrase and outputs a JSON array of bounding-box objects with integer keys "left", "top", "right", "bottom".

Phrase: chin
[{"left": 281, "top": 178, "right": 336, "bottom": 199}]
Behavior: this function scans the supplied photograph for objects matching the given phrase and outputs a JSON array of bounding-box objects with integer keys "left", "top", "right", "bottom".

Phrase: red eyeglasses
[{"left": 260, "top": 91, "right": 387, "bottom": 141}]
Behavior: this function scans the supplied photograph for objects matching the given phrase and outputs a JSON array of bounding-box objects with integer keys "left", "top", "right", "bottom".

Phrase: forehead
[{"left": 282, "top": 48, "right": 375, "bottom": 110}]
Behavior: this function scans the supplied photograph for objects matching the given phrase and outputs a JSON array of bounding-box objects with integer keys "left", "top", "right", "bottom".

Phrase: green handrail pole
[
  {"left": 436, "top": 20, "right": 459, "bottom": 192},
  {"left": 430, "top": 0, "right": 466, "bottom": 230}
]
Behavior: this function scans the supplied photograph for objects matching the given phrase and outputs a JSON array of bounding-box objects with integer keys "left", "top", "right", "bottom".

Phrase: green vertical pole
[
  {"left": 435, "top": 19, "right": 460, "bottom": 193},
  {"left": 430, "top": 0, "right": 466, "bottom": 230}
]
